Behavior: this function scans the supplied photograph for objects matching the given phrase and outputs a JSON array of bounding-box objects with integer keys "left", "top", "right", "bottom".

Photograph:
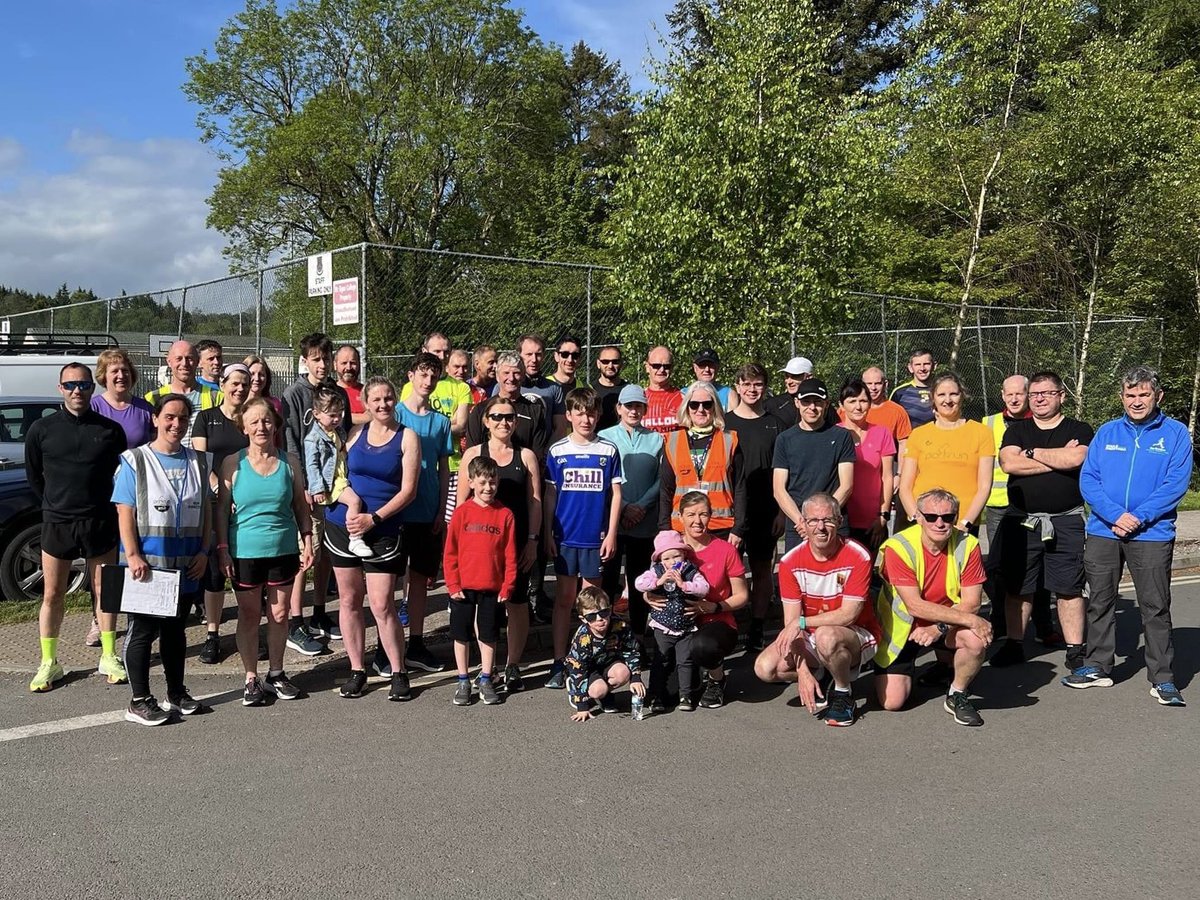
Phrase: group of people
[{"left": 23, "top": 333, "right": 1193, "bottom": 728}]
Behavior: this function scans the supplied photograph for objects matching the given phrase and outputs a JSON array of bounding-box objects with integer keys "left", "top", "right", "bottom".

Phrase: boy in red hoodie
[{"left": 443, "top": 456, "right": 517, "bottom": 706}]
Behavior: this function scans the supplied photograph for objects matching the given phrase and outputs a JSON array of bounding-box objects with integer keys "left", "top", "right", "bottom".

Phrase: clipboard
[{"left": 99, "top": 564, "right": 182, "bottom": 618}]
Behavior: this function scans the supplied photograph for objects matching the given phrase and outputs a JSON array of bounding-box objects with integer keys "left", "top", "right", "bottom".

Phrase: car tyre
[{"left": 0, "top": 521, "right": 87, "bottom": 602}]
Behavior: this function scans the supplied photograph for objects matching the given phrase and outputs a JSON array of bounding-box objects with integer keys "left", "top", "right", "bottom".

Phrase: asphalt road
[{"left": 2, "top": 577, "right": 1199, "bottom": 900}]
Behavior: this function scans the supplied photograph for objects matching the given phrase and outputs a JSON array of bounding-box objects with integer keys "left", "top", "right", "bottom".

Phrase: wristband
[
  {"left": 370, "top": 513, "right": 383, "bottom": 527},
  {"left": 798, "top": 616, "right": 807, "bottom": 631},
  {"left": 528, "top": 534, "right": 539, "bottom": 542}
]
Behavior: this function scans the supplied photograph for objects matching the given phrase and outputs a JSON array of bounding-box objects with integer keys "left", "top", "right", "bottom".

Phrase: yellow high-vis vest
[
  {"left": 982, "top": 413, "right": 1009, "bottom": 509},
  {"left": 873, "top": 524, "right": 979, "bottom": 668}
]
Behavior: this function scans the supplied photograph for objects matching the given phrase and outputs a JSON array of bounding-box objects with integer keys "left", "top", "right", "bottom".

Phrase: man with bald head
[
  {"left": 852, "top": 366, "right": 912, "bottom": 459},
  {"left": 643, "top": 346, "right": 683, "bottom": 435},
  {"left": 145, "top": 340, "right": 222, "bottom": 446}
]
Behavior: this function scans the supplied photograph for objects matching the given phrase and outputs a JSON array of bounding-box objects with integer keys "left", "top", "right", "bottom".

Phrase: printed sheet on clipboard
[{"left": 99, "top": 565, "right": 181, "bottom": 618}]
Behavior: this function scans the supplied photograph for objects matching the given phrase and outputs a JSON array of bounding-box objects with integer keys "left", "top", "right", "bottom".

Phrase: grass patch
[
  {"left": 0, "top": 592, "right": 92, "bottom": 626},
  {"left": 1180, "top": 491, "right": 1200, "bottom": 512}
]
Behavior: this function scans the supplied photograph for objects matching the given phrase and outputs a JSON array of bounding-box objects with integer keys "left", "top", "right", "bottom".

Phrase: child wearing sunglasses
[
  {"left": 565, "top": 587, "right": 645, "bottom": 722},
  {"left": 635, "top": 530, "right": 710, "bottom": 711}
]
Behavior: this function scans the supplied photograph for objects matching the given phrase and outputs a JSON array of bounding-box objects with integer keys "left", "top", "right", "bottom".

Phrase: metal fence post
[
  {"left": 976, "top": 309, "right": 988, "bottom": 415},
  {"left": 880, "top": 298, "right": 888, "bottom": 376},
  {"left": 255, "top": 270, "right": 263, "bottom": 355},
  {"left": 360, "top": 242, "right": 368, "bottom": 369},
  {"left": 105, "top": 300, "right": 111, "bottom": 335},
  {"left": 179, "top": 286, "right": 187, "bottom": 336},
  {"left": 1014, "top": 323, "right": 1021, "bottom": 373},
  {"left": 50, "top": 308, "right": 55, "bottom": 332},
  {"left": 585, "top": 267, "right": 593, "bottom": 373}
]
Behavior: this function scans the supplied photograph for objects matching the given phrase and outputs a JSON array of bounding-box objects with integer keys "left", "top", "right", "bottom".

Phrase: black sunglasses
[
  {"left": 648, "top": 362, "right": 672, "bottom": 370},
  {"left": 557, "top": 350, "right": 580, "bottom": 360},
  {"left": 582, "top": 609, "right": 612, "bottom": 623},
  {"left": 920, "top": 512, "right": 955, "bottom": 524},
  {"left": 688, "top": 400, "right": 714, "bottom": 410},
  {"left": 61, "top": 381, "right": 95, "bottom": 393},
  {"left": 486, "top": 413, "right": 516, "bottom": 422},
  {"left": 598, "top": 357, "right": 622, "bottom": 365}
]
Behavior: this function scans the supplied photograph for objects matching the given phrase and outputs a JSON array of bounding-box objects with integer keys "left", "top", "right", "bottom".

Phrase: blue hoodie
[{"left": 1080, "top": 410, "right": 1192, "bottom": 542}]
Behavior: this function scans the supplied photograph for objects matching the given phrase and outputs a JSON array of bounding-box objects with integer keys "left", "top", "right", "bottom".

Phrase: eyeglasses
[
  {"left": 648, "top": 362, "right": 672, "bottom": 370},
  {"left": 61, "top": 381, "right": 95, "bottom": 393},
  {"left": 486, "top": 413, "right": 516, "bottom": 422},
  {"left": 1029, "top": 390, "right": 1063, "bottom": 399},
  {"left": 804, "top": 517, "right": 839, "bottom": 529},
  {"left": 582, "top": 609, "right": 612, "bottom": 623},
  {"left": 688, "top": 400, "right": 714, "bottom": 411},
  {"left": 694, "top": 362, "right": 716, "bottom": 369},
  {"left": 919, "top": 511, "right": 955, "bottom": 524},
  {"left": 598, "top": 357, "right": 622, "bottom": 365},
  {"left": 557, "top": 350, "right": 580, "bottom": 360}
]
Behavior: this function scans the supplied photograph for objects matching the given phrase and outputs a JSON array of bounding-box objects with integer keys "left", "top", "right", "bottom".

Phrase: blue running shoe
[
  {"left": 1061, "top": 666, "right": 1114, "bottom": 689},
  {"left": 544, "top": 660, "right": 566, "bottom": 690},
  {"left": 1151, "top": 682, "right": 1185, "bottom": 707}
]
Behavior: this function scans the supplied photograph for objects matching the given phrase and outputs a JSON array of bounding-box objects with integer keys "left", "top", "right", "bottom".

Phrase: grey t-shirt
[{"left": 771, "top": 423, "right": 857, "bottom": 529}]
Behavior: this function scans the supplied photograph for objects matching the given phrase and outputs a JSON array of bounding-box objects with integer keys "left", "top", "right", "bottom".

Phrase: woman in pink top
[{"left": 837, "top": 377, "right": 896, "bottom": 558}]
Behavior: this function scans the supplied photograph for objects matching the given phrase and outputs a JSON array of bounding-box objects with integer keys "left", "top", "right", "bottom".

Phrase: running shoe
[
  {"left": 199, "top": 632, "right": 221, "bottom": 665},
  {"left": 478, "top": 677, "right": 501, "bottom": 705},
  {"left": 340, "top": 669, "right": 368, "bottom": 699},
  {"left": 676, "top": 694, "right": 696, "bottom": 712},
  {"left": 648, "top": 696, "right": 667, "bottom": 716},
  {"left": 98, "top": 653, "right": 128, "bottom": 684},
  {"left": 126, "top": 696, "right": 169, "bottom": 726},
  {"left": 264, "top": 671, "right": 301, "bottom": 701},
  {"left": 944, "top": 690, "right": 984, "bottom": 727},
  {"left": 503, "top": 664, "right": 525, "bottom": 694},
  {"left": 1061, "top": 666, "right": 1114, "bottom": 689},
  {"left": 84, "top": 617, "right": 101, "bottom": 648},
  {"left": 405, "top": 638, "right": 445, "bottom": 673},
  {"left": 388, "top": 670, "right": 412, "bottom": 702},
  {"left": 699, "top": 676, "right": 726, "bottom": 709},
  {"left": 371, "top": 646, "right": 393, "bottom": 678},
  {"left": 1151, "top": 682, "right": 1186, "bottom": 707},
  {"left": 598, "top": 694, "right": 618, "bottom": 714},
  {"left": 243, "top": 677, "right": 266, "bottom": 707},
  {"left": 989, "top": 639, "right": 1025, "bottom": 668},
  {"left": 544, "top": 660, "right": 566, "bottom": 690},
  {"left": 286, "top": 623, "right": 324, "bottom": 656},
  {"left": 309, "top": 611, "right": 341, "bottom": 641},
  {"left": 453, "top": 679, "right": 472, "bottom": 706},
  {"left": 29, "top": 660, "right": 65, "bottom": 693},
  {"left": 164, "top": 690, "right": 205, "bottom": 715},
  {"left": 825, "top": 688, "right": 856, "bottom": 727}
]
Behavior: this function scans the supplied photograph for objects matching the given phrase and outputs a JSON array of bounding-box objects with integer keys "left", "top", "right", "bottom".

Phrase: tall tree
[{"left": 609, "top": 0, "right": 882, "bottom": 364}]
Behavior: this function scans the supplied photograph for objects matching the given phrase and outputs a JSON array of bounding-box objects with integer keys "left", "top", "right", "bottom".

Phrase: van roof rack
[{"left": 0, "top": 332, "right": 119, "bottom": 355}]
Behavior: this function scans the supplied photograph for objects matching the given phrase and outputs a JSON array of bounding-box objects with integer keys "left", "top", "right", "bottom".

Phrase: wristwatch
[
  {"left": 1023, "top": 447, "right": 1036, "bottom": 459},
  {"left": 370, "top": 512, "right": 383, "bottom": 527},
  {"left": 936, "top": 622, "right": 949, "bottom": 636}
]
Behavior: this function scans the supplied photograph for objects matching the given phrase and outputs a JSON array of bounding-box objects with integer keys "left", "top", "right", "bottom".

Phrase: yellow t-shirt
[
  {"left": 904, "top": 419, "right": 995, "bottom": 521},
  {"left": 400, "top": 376, "right": 472, "bottom": 471}
]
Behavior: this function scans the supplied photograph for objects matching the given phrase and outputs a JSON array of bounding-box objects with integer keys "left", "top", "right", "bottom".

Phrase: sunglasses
[
  {"left": 557, "top": 350, "right": 580, "bottom": 360},
  {"left": 920, "top": 512, "right": 955, "bottom": 524},
  {"left": 61, "top": 381, "right": 95, "bottom": 393},
  {"left": 486, "top": 413, "right": 516, "bottom": 422},
  {"left": 688, "top": 400, "right": 714, "bottom": 411},
  {"left": 582, "top": 609, "right": 612, "bottom": 623},
  {"left": 648, "top": 363, "right": 672, "bottom": 370},
  {"left": 598, "top": 357, "right": 622, "bottom": 365}
]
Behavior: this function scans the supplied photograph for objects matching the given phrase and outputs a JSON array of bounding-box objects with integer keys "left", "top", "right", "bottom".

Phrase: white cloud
[
  {"left": 0, "top": 131, "right": 229, "bottom": 297},
  {"left": 0, "top": 137, "right": 23, "bottom": 172}
]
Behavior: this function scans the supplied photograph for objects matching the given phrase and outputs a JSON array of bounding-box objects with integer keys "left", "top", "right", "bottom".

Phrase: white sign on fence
[
  {"left": 148, "top": 333, "right": 178, "bottom": 356},
  {"left": 332, "top": 277, "right": 359, "bottom": 326},
  {"left": 0, "top": 319, "right": 9, "bottom": 335},
  {"left": 308, "top": 252, "right": 334, "bottom": 297}
]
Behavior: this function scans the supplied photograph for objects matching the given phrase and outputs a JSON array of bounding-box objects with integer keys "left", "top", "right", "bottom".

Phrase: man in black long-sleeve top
[{"left": 25, "top": 362, "right": 128, "bottom": 692}]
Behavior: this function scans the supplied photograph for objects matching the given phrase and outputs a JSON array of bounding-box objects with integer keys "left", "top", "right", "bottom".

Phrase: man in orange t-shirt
[
  {"left": 642, "top": 345, "right": 683, "bottom": 435},
  {"left": 859, "top": 366, "right": 912, "bottom": 451}
]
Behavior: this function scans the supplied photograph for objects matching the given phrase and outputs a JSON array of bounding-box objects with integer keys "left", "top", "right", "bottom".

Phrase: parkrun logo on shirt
[
  {"left": 562, "top": 468, "right": 605, "bottom": 491},
  {"left": 1148, "top": 437, "right": 1167, "bottom": 453}
]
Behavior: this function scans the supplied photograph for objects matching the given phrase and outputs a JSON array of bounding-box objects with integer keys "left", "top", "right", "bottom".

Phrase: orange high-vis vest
[{"left": 666, "top": 429, "right": 738, "bottom": 532}]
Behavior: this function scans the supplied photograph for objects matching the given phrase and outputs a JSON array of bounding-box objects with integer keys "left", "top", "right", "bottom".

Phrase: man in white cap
[{"left": 765, "top": 356, "right": 814, "bottom": 426}]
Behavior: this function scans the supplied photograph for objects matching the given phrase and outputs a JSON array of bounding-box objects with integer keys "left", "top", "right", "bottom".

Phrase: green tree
[{"left": 609, "top": 0, "right": 882, "bottom": 365}]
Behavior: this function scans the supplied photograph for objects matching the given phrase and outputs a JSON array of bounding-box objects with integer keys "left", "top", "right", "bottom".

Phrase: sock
[
  {"left": 410, "top": 635, "right": 424, "bottom": 648},
  {"left": 479, "top": 672, "right": 491, "bottom": 682},
  {"left": 949, "top": 684, "right": 967, "bottom": 696},
  {"left": 100, "top": 631, "right": 116, "bottom": 657},
  {"left": 41, "top": 636, "right": 58, "bottom": 664},
  {"left": 312, "top": 603, "right": 326, "bottom": 616},
  {"left": 268, "top": 669, "right": 283, "bottom": 678},
  {"left": 290, "top": 614, "right": 304, "bottom": 627},
  {"left": 1066, "top": 642, "right": 1084, "bottom": 652},
  {"left": 832, "top": 684, "right": 851, "bottom": 694},
  {"left": 458, "top": 674, "right": 470, "bottom": 682}
]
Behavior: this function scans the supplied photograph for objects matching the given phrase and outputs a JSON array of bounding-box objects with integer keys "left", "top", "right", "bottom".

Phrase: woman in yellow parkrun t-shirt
[{"left": 898, "top": 371, "right": 994, "bottom": 534}]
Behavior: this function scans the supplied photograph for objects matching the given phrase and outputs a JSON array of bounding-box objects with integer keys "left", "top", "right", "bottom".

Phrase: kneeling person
[
  {"left": 874, "top": 488, "right": 992, "bottom": 726},
  {"left": 753, "top": 493, "right": 877, "bottom": 727}
]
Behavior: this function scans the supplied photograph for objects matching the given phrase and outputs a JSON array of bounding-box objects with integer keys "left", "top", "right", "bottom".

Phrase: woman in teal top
[{"left": 216, "top": 398, "right": 313, "bottom": 707}]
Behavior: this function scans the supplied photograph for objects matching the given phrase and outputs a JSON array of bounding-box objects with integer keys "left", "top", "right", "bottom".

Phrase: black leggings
[
  {"left": 123, "top": 591, "right": 195, "bottom": 699},
  {"left": 449, "top": 590, "right": 500, "bottom": 644},
  {"left": 650, "top": 629, "right": 698, "bottom": 699},
  {"left": 692, "top": 621, "right": 738, "bottom": 671},
  {"left": 601, "top": 534, "right": 654, "bottom": 633}
]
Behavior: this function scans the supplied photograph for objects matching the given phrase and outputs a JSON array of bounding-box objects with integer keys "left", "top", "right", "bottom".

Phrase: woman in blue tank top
[
  {"left": 215, "top": 398, "right": 313, "bottom": 707},
  {"left": 324, "top": 376, "right": 420, "bottom": 701}
]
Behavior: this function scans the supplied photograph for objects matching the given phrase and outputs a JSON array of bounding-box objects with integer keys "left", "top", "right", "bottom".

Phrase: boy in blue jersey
[{"left": 543, "top": 388, "right": 623, "bottom": 688}]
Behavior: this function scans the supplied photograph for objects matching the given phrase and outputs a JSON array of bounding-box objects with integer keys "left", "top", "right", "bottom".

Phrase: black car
[{"left": 0, "top": 464, "right": 86, "bottom": 601}]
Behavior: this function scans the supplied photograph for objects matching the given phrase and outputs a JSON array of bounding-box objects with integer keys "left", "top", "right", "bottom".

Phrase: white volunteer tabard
[
  {"left": 307, "top": 251, "right": 334, "bottom": 297},
  {"left": 332, "top": 277, "right": 359, "bottom": 325}
]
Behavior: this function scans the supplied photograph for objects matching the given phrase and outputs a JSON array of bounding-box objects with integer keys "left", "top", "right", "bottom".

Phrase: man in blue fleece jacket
[{"left": 1063, "top": 366, "right": 1193, "bottom": 706}]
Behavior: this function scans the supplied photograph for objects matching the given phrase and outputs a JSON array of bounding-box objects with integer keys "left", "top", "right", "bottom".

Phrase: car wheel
[{"left": 0, "top": 522, "right": 87, "bottom": 602}]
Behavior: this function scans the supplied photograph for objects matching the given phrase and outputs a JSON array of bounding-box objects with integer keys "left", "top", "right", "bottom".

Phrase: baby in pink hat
[{"left": 635, "top": 530, "right": 710, "bottom": 636}]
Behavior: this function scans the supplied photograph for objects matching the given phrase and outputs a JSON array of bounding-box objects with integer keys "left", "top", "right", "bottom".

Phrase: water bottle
[{"left": 631, "top": 693, "right": 645, "bottom": 721}]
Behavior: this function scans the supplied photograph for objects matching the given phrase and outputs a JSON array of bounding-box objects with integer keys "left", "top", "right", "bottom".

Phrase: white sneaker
[{"left": 348, "top": 536, "right": 373, "bottom": 558}]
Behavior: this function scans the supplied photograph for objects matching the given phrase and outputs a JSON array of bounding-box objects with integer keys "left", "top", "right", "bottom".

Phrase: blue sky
[{"left": 0, "top": 0, "right": 672, "bottom": 296}]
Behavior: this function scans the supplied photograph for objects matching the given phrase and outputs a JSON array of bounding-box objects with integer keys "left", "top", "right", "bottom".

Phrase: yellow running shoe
[
  {"left": 98, "top": 654, "right": 128, "bottom": 685},
  {"left": 29, "top": 660, "right": 65, "bottom": 692}
]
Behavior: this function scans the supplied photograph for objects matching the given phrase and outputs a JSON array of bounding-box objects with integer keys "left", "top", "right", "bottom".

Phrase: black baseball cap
[
  {"left": 693, "top": 348, "right": 719, "bottom": 366},
  {"left": 796, "top": 378, "right": 828, "bottom": 401}
]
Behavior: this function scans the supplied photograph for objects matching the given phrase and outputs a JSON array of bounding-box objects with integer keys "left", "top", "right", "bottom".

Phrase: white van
[{"left": 0, "top": 333, "right": 109, "bottom": 395}]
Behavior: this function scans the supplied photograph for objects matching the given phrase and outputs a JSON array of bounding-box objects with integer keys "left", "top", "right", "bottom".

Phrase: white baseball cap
[{"left": 780, "top": 356, "right": 814, "bottom": 376}]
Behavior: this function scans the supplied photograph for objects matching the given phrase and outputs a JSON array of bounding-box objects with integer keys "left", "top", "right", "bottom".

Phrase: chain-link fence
[{"left": 0, "top": 244, "right": 1159, "bottom": 426}]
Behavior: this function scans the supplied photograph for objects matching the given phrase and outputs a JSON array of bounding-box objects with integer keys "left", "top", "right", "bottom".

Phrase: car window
[{"left": 0, "top": 404, "right": 58, "bottom": 443}]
